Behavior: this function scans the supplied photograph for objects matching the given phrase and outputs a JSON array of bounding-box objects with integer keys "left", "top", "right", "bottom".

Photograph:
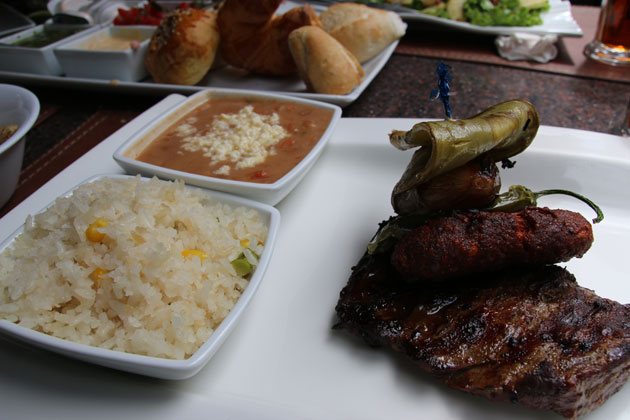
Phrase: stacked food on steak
[{"left": 334, "top": 100, "right": 629, "bottom": 418}]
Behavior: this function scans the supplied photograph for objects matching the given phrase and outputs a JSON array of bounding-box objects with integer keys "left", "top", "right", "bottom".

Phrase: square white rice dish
[{"left": 0, "top": 176, "right": 270, "bottom": 361}]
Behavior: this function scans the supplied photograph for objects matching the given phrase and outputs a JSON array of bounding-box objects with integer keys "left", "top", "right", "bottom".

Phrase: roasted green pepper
[{"left": 390, "top": 99, "right": 539, "bottom": 215}]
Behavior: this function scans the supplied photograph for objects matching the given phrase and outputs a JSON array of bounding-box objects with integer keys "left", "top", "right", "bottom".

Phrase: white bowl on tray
[
  {"left": 0, "top": 23, "right": 97, "bottom": 75},
  {"left": 54, "top": 25, "right": 155, "bottom": 82},
  {"left": 0, "top": 84, "right": 40, "bottom": 209},
  {"left": 113, "top": 88, "right": 342, "bottom": 205},
  {"left": 0, "top": 174, "right": 281, "bottom": 380}
]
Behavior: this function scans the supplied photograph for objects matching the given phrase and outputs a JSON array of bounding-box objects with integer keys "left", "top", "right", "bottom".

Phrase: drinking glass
[{"left": 583, "top": 0, "right": 630, "bottom": 66}]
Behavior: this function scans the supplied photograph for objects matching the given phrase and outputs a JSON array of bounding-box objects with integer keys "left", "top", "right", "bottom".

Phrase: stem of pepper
[
  {"left": 534, "top": 189, "right": 604, "bottom": 224},
  {"left": 487, "top": 185, "right": 604, "bottom": 224}
]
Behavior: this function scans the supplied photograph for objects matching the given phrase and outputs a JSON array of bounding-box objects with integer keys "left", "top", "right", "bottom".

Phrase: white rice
[{"left": 0, "top": 177, "right": 268, "bottom": 360}]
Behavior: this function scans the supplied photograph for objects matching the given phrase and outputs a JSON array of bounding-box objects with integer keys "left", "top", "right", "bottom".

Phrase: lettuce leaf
[{"left": 463, "top": 0, "right": 549, "bottom": 26}]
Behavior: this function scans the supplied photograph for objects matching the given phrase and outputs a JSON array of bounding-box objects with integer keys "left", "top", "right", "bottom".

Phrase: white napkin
[{"left": 495, "top": 33, "right": 559, "bottom": 63}]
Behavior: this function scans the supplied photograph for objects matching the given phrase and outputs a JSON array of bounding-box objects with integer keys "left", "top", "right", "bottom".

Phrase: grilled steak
[
  {"left": 335, "top": 252, "right": 630, "bottom": 418},
  {"left": 391, "top": 207, "right": 593, "bottom": 282}
]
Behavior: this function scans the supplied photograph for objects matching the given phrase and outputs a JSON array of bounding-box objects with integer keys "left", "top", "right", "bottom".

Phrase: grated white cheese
[
  {"left": 179, "top": 106, "right": 288, "bottom": 174},
  {"left": 174, "top": 117, "right": 198, "bottom": 137},
  {"left": 214, "top": 165, "right": 230, "bottom": 175}
]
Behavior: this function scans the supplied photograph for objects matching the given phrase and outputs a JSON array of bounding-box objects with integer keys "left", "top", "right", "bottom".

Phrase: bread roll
[
  {"left": 320, "top": 3, "right": 406, "bottom": 63},
  {"left": 145, "top": 8, "right": 219, "bottom": 86},
  {"left": 217, "top": 0, "right": 321, "bottom": 76},
  {"left": 288, "top": 26, "right": 364, "bottom": 95}
]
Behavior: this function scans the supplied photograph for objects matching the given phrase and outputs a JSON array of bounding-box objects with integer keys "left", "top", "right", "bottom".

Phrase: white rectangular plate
[
  {"left": 0, "top": 40, "right": 395, "bottom": 107},
  {"left": 350, "top": 0, "right": 582, "bottom": 37},
  {"left": 0, "top": 96, "right": 627, "bottom": 419}
]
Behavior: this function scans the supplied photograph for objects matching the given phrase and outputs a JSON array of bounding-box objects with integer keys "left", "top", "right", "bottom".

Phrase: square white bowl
[
  {"left": 113, "top": 88, "right": 342, "bottom": 205},
  {"left": 0, "top": 23, "right": 97, "bottom": 75},
  {"left": 0, "top": 174, "right": 281, "bottom": 380},
  {"left": 54, "top": 25, "right": 155, "bottom": 81}
]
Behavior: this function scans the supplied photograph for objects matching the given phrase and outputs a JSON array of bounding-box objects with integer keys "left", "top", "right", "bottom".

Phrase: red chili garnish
[
  {"left": 253, "top": 170, "right": 268, "bottom": 179},
  {"left": 113, "top": 1, "right": 165, "bottom": 26}
]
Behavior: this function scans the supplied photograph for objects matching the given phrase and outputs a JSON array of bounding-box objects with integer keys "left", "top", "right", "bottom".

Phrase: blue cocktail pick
[{"left": 430, "top": 62, "right": 453, "bottom": 120}]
